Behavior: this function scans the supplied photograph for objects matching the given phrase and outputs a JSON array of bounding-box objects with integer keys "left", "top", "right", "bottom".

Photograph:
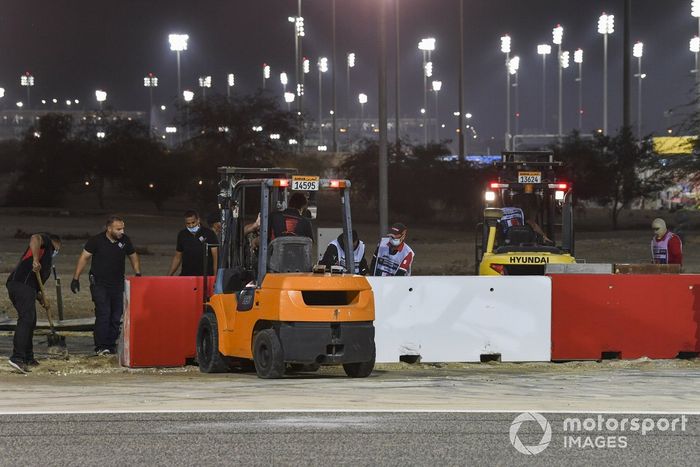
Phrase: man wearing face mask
[
  {"left": 370, "top": 223, "right": 415, "bottom": 276},
  {"left": 651, "top": 218, "right": 683, "bottom": 266},
  {"left": 71, "top": 216, "right": 141, "bottom": 356},
  {"left": 6, "top": 233, "right": 61, "bottom": 373},
  {"left": 168, "top": 210, "right": 219, "bottom": 276}
]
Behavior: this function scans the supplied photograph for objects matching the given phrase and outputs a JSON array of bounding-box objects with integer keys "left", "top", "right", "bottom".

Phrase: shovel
[
  {"left": 52, "top": 266, "right": 64, "bottom": 321},
  {"left": 34, "top": 270, "right": 67, "bottom": 353}
]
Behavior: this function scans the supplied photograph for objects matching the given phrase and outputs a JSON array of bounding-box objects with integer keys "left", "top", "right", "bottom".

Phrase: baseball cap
[{"left": 389, "top": 223, "right": 407, "bottom": 237}]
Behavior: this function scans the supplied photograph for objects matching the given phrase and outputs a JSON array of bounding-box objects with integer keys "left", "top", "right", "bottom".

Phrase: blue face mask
[{"left": 187, "top": 226, "right": 199, "bottom": 234}]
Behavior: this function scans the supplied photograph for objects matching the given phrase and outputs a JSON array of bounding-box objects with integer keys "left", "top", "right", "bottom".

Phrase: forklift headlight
[
  {"left": 485, "top": 191, "right": 496, "bottom": 202},
  {"left": 555, "top": 190, "right": 565, "bottom": 201}
]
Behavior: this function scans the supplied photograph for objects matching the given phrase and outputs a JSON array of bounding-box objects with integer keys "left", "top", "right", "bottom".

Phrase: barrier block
[
  {"left": 368, "top": 276, "right": 551, "bottom": 363},
  {"left": 120, "top": 276, "right": 213, "bottom": 367},
  {"left": 551, "top": 274, "right": 700, "bottom": 360}
]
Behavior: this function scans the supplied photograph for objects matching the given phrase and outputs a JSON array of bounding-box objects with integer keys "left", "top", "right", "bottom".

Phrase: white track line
[{"left": 1, "top": 409, "right": 699, "bottom": 415}]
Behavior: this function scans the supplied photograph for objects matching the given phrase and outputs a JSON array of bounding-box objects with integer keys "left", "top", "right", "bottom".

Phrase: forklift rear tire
[
  {"left": 253, "top": 329, "right": 285, "bottom": 379},
  {"left": 342, "top": 343, "right": 375, "bottom": 378},
  {"left": 196, "top": 312, "right": 229, "bottom": 373}
]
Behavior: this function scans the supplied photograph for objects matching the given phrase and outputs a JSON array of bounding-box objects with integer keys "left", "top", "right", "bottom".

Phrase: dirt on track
[{"left": 1, "top": 207, "right": 699, "bottom": 319}]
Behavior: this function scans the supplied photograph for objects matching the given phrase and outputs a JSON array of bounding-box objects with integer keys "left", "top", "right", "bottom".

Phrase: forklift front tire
[
  {"left": 253, "top": 329, "right": 286, "bottom": 379},
  {"left": 196, "top": 312, "right": 230, "bottom": 373}
]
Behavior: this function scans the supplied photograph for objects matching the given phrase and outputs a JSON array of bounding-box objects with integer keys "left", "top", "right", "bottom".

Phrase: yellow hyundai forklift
[
  {"left": 196, "top": 167, "right": 376, "bottom": 378},
  {"left": 475, "top": 151, "right": 576, "bottom": 275}
]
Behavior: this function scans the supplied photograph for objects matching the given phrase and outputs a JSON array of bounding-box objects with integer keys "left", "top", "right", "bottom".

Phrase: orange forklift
[{"left": 196, "top": 167, "right": 376, "bottom": 379}]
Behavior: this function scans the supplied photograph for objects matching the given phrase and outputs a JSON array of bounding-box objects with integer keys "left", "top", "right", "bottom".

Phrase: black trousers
[
  {"left": 90, "top": 284, "right": 124, "bottom": 352},
  {"left": 7, "top": 282, "right": 37, "bottom": 362}
]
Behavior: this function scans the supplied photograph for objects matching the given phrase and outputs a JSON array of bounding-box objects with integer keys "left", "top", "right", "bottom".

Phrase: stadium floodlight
[
  {"left": 284, "top": 91, "right": 295, "bottom": 110},
  {"left": 633, "top": 41, "right": 644, "bottom": 58},
  {"left": 358, "top": 93, "right": 368, "bottom": 104},
  {"left": 303, "top": 58, "right": 310, "bottom": 74},
  {"left": 693, "top": 0, "right": 700, "bottom": 17},
  {"left": 691, "top": 36, "right": 700, "bottom": 53},
  {"left": 424, "top": 61, "right": 433, "bottom": 77},
  {"left": 0, "top": 88, "right": 5, "bottom": 98},
  {"left": 168, "top": 34, "right": 189, "bottom": 51},
  {"left": 418, "top": 37, "right": 436, "bottom": 51},
  {"left": 500, "top": 35, "right": 511, "bottom": 54},
  {"left": 537, "top": 44, "right": 552, "bottom": 55},
  {"left": 574, "top": 48, "right": 583, "bottom": 64},
  {"left": 318, "top": 57, "right": 328, "bottom": 73},
  {"left": 598, "top": 13, "right": 615, "bottom": 35},
  {"left": 228, "top": 73, "right": 235, "bottom": 87},
  {"left": 291, "top": 16, "right": 305, "bottom": 37},
  {"left": 280, "top": 72, "right": 288, "bottom": 86},
  {"left": 508, "top": 56, "right": 520, "bottom": 74},
  {"left": 431, "top": 80, "right": 442, "bottom": 92},
  {"left": 182, "top": 90, "right": 194, "bottom": 102},
  {"left": 347, "top": 52, "right": 356, "bottom": 68},
  {"left": 560, "top": 50, "right": 570, "bottom": 68},
  {"left": 20, "top": 73, "right": 35, "bottom": 87},
  {"left": 143, "top": 73, "right": 158, "bottom": 87},
  {"left": 552, "top": 25, "right": 563, "bottom": 45},
  {"left": 198, "top": 76, "right": 212, "bottom": 88},
  {"left": 95, "top": 90, "right": 107, "bottom": 102}
]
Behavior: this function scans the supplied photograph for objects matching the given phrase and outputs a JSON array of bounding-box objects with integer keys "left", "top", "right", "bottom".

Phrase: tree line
[{"left": 1, "top": 90, "right": 699, "bottom": 228}]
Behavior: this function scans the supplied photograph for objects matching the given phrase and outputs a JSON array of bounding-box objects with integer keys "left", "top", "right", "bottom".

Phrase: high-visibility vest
[
  {"left": 373, "top": 238, "right": 414, "bottom": 276},
  {"left": 499, "top": 207, "right": 525, "bottom": 234},
  {"left": 329, "top": 239, "right": 365, "bottom": 273},
  {"left": 651, "top": 231, "right": 681, "bottom": 264}
]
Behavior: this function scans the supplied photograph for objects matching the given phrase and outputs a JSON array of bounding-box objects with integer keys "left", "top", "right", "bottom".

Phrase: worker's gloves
[{"left": 70, "top": 279, "right": 80, "bottom": 294}]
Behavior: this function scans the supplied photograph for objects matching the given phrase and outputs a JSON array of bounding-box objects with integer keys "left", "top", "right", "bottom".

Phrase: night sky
[{"left": 0, "top": 1, "right": 696, "bottom": 143}]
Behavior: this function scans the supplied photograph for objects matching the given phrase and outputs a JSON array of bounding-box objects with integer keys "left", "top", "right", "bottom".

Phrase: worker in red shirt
[{"left": 651, "top": 218, "right": 682, "bottom": 265}]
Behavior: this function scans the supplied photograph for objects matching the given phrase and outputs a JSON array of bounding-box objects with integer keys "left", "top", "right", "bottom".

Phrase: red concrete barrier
[
  {"left": 120, "top": 276, "right": 213, "bottom": 367},
  {"left": 551, "top": 274, "right": 700, "bottom": 360}
]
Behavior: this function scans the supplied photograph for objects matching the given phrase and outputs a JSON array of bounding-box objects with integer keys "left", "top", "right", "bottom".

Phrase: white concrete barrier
[{"left": 367, "top": 276, "right": 551, "bottom": 363}]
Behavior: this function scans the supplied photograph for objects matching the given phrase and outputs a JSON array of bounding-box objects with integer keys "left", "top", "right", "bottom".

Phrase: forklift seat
[{"left": 268, "top": 236, "right": 313, "bottom": 273}]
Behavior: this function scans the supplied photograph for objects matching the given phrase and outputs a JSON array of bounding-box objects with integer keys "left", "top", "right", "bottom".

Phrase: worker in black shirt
[
  {"left": 168, "top": 210, "right": 219, "bottom": 276},
  {"left": 269, "top": 192, "right": 313, "bottom": 240},
  {"left": 6, "top": 233, "right": 61, "bottom": 373},
  {"left": 70, "top": 216, "right": 141, "bottom": 356}
]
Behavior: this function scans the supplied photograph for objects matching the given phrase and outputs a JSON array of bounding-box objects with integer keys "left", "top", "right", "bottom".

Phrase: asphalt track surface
[
  {"left": 1, "top": 335, "right": 699, "bottom": 464},
  {"left": 0, "top": 411, "right": 698, "bottom": 465}
]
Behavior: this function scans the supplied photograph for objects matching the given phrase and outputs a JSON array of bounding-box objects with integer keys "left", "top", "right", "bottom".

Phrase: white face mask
[
  {"left": 390, "top": 238, "right": 402, "bottom": 247},
  {"left": 52, "top": 250, "right": 59, "bottom": 258}
]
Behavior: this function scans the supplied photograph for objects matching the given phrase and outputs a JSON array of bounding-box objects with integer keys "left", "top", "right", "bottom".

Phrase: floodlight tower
[
  {"left": 598, "top": 13, "right": 615, "bottom": 134},
  {"left": 633, "top": 41, "right": 645, "bottom": 137},
  {"left": 501, "top": 35, "right": 511, "bottom": 149},
  {"left": 168, "top": 34, "right": 189, "bottom": 99},
  {"left": 537, "top": 44, "right": 552, "bottom": 131},
  {"left": 317, "top": 57, "right": 328, "bottom": 146},
  {"left": 418, "top": 37, "right": 436, "bottom": 145},
  {"left": 20, "top": 72, "right": 35, "bottom": 108},
  {"left": 574, "top": 49, "right": 584, "bottom": 130}
]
